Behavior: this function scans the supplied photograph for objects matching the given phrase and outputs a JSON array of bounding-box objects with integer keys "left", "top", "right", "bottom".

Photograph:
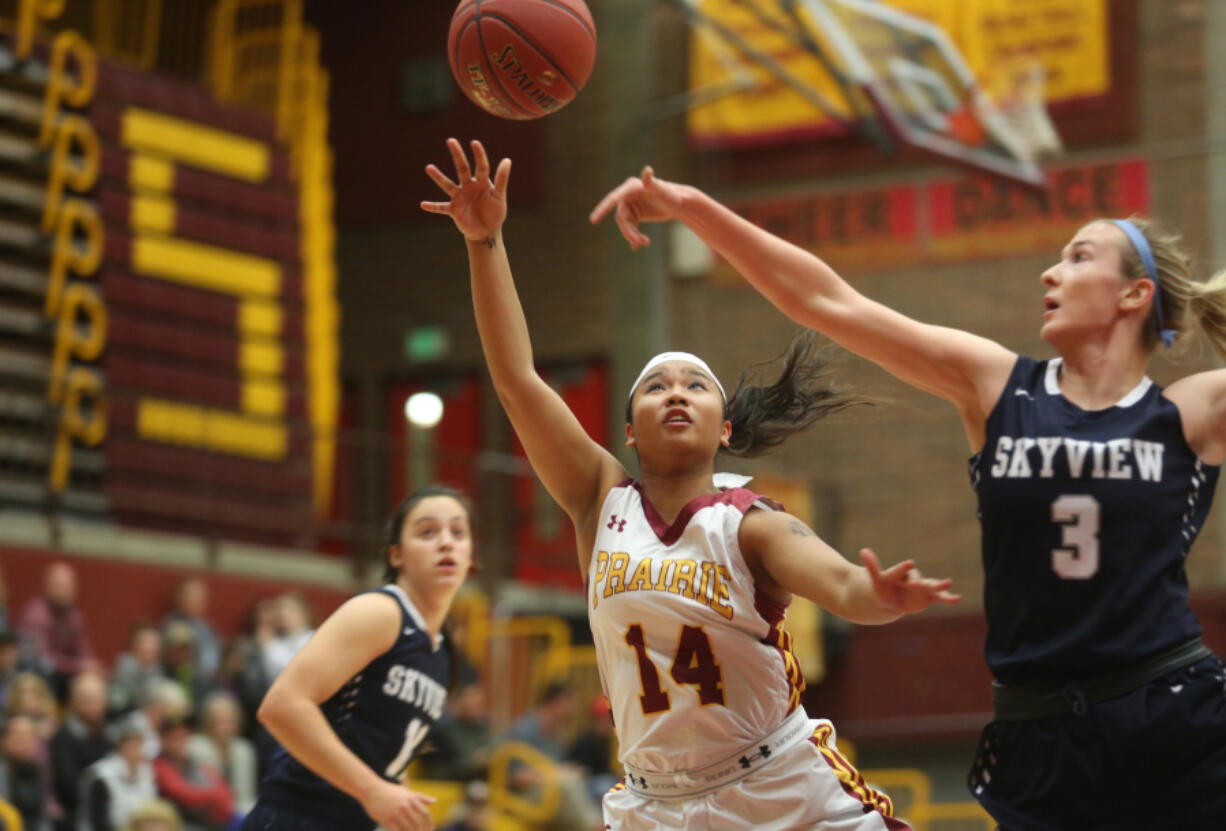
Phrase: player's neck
[
  {"left": 400, "top": 580, "right": 452, "bottom": 639},
  {"left": 637, "top": 467, "right": 720, "bottom": 525},
  {"left": 1055, "top": 338, "right": 1151, "bottom": 410}
]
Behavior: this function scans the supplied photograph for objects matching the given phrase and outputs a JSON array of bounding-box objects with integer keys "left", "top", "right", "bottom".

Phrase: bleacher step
[
  {"left": 0, "top": 388, "right": 49, "bottom": 422},
  {"left": 0, "top": 261, "right": 45, "bottom": 296}
]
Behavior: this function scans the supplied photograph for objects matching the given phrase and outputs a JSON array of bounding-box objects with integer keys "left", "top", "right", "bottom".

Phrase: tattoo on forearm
[
  {"left": 789, "top": 521, "right": 816, "bottom": 538},
  {"left": 483, "top": 236, "right": 496, "bottom": 249}
]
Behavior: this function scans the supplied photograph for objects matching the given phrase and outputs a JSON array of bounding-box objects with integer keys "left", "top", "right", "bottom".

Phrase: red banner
[{"left": 719, "top": 158, "right": 1148, "bottom": 274}]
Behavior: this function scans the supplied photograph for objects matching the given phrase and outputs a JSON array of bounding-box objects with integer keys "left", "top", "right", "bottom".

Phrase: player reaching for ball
[
  {"left": 423, "top": 137, "right": 959, "bottom": 831},
  {"left": 591, "top": 167, "right": 1226, "bottom": 830}
]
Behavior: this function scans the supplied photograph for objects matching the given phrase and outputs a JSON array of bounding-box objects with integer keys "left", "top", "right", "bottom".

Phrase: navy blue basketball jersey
[
  {"left": 969, "top": 356, "right": 1219, "bottom": 686},
  {"left": 256, "top": 585, "right": 450, "bottom": 829}
]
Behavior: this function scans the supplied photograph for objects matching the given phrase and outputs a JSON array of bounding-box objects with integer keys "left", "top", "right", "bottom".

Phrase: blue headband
[{"left": 1108, "top": 219, "right": 1176, "bottom": 348}]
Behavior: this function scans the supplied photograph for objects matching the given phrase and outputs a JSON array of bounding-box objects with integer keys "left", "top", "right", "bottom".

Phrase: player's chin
[
  {"left": 655, "top": 435, "right": 721, "bottom": 459},
  {"left": 432, "top": 564, "right": 467, "bottom": 583}
]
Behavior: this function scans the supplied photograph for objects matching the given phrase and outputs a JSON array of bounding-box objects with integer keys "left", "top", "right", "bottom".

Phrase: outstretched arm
[
  {"left": 423, "top": 140, "right": 626, "bottom": 569},
  {"left": 739, "top": 509, "right": 959, "bottom": 625},
  {"left": 591, "top": 170, "right": 1017, "bottom": 446}
]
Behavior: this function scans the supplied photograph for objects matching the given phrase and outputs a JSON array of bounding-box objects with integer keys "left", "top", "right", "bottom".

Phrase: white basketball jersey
[{"left": 588, "top": 480, "right": 806, "bottom": 774}]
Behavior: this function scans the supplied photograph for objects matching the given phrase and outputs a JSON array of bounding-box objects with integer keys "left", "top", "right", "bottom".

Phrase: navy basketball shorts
[
  {"left": 968, "top": 655, "right": 1226, "bottom": 831},
  {"left": 240, "top": 801, "right": 373, "bottom": 831}
]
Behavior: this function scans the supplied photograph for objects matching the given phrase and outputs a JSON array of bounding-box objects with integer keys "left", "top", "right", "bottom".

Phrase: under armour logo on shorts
[{"left": 738, "top": 745, "right": 772, "bottom": 769}]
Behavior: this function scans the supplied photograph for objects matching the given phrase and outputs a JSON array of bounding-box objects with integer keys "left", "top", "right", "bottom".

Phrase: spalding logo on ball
[{"left": 448, "top": 0, "right": 597, "bottom": 120}]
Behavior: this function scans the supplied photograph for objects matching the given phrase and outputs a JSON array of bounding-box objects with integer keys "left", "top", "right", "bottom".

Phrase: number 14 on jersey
[{"left": 624, "top": 623, "right": 726, "bottom": 714}]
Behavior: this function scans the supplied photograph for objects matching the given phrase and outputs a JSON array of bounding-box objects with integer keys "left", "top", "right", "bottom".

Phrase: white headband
[{"left": 628, "top": 351, "right": 726, "bottom": 402}]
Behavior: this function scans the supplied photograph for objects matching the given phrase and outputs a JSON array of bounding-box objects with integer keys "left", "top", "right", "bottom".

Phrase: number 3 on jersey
[
  {"left": 1051, "top": 494, "right": 1100, "bottom": 579},
  {"left": 624, "top": 623, "right": 725, "bottom": 714}
]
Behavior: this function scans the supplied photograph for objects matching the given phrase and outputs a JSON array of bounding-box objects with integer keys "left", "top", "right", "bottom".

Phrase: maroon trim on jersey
[
  {"left": 621, "top": 479, "right": 762, "bottom": 546},
  {"left": 809, "top": 723, "right": 906, "bottom": 827},
  {"left": 756, "top": 587, "right": 806, "bottom": 712},
  {"left": 755, "top": 494, "right": 787, "bottom": 513},
  {"left": 754, "top": 588, "right": 789, "bottom": 629}
]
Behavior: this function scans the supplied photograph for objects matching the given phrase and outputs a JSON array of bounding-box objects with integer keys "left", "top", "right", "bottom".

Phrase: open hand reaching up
[
  {"left": 421, "top": 138, "right": 511, "bottom": 243},
  {"left": 589, "top": 166, "right": 689, "bottom": 250}
]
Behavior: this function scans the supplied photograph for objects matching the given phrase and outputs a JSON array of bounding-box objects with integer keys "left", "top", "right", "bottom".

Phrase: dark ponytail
[
  {"left": 721, "top": 330, "right": 870, "bottom": 457},
  {"left": 381, "top": 484, "right": 474, "bottom": 584}
]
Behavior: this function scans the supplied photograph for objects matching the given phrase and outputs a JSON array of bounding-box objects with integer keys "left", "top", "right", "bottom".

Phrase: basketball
[{"left": 447, "top": 0, "right": 597, "bottom": 120}]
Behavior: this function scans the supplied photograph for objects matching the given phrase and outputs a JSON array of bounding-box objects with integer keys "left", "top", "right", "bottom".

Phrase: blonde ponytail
[{"left": 1182, "top": 268, "right": 1226, "bottom": 362}]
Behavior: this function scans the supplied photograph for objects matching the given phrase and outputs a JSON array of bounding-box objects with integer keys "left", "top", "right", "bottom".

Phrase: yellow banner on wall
[
  {"left": 686, "top": 0, "right": 849, "bottom": 146},
  {"left": 686, "top": 0, "right": 1110, "bottom": 148},
  {"left": 958, "top": 0, "right": 1109, "bottom": 103}
]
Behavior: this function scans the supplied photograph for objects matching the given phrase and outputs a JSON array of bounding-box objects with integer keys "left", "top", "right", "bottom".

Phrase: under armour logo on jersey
[
  {"left": 1014, "top": 388, "right": 1034, "bottom": 400},
  {"left": 607, "top": 515, "right": 626, "bottom": 532},
  {"left": 738, "top": 745, "right": 772, "bottom": 769}
]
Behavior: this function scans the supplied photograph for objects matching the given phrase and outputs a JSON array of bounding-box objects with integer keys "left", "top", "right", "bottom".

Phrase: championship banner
[
  {"left": 686, "top": 0, "right": 1110, "bottom": 149},
  {"left": 712, "top": 159, "right": 1148, "bottom": 275}
]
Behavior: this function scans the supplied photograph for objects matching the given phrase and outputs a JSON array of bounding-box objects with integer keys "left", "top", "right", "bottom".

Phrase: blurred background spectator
[
  {"left": 505, "top": 681, "right": 601, "bottom": 831},
  {"left": 162, "top": 580, "right": 220, "bottom": 681},
  {"left": 122, "top": 799, "right": 182, "bottom": 831},
  {"left": 151, "top": 717, "right": 233, "bottom": 831},
  {"left": 79, "top": 718, "right": 156, "bottom": 831},
  {"left": 566, "top": 696, "right": 618, "bottom": 805},
  {"left": 259, "top": 593, "right": 313, "bottom": 684},
  {"left": 6, "top": 672, "right": 59, "bottom": 752},
  {"left": 420, "top": 675, "right": 493, "bottom": 783},
  {"left": 51, "top": 672, "right": 110, "bottom": 831},
  {"left": 127, "top": 681, "right": 188, "bottom": 764},
  {"left": 506, "top": 681, "right": 576, "bottom": 763},
  {"left": 18, "top": 563, "right": 97, "bottom": 701},
  {"left": 439, "top": 779, "right": 490, "bottom": 831},
  {"left": 160, "top": 624, "right": 210, "bottom": 716},
  {"left": 187, "top": 693, "right": 256, "bottom": 816},
  {"left": 210, "top": 641, "right": 261, "bottom": 748},
  {"left": 110, "top": 625, "right": 166, "bottom": 716},
  {"left": 0, "top": 713, "right": 53, "bottom": 830},
  {"left": 0, "top": 630, "right": 23, "bottom": 708}
]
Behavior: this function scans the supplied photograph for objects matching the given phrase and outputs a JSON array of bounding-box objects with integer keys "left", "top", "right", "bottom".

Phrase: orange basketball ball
[{"left": 448, "top": 0, "right": 597, "bottom": 120}]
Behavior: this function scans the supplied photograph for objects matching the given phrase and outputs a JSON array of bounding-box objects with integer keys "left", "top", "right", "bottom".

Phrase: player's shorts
[
  {"left": 969, "top": 654, "right": 1226, "bottom": 831},
  {"left": 603, "top": 718, "right": 910, "bottom": 831}
]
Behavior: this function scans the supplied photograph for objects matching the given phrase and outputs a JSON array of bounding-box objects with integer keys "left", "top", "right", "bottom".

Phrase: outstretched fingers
[
  {"left": 590, "top": 176, "right": 641, "bottom": 225},
  {"left": 863, "top": 549, "right": 916, "bottom": 583},
  {"left": 446, "top": 136, "right": 473, "bottom": 182},
  {"left": 425, "top": 163, "right": 458, "bottom": 197},
  {"left": 859, "top": 548, "right": 883, "bottom": 581},
  {"left": 616, "top": 201, "right": 650, "bottom": 249},
  {"left": 492, "top": 157, "right": 512, "bottom": 199},
  {"left": 471, "top": 139, "right": 490, "bottom": 182},
  {"left": 922, "top": 578, "right": 961, "bottom": 604}
]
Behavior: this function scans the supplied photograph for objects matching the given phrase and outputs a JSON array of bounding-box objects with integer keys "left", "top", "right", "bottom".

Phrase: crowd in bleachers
[
  {"left": 0, "top": 561, "right": 620, "bottom": 831},
  {"left": 0, "top": 561, "right": 317, "bottom": 831}
]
